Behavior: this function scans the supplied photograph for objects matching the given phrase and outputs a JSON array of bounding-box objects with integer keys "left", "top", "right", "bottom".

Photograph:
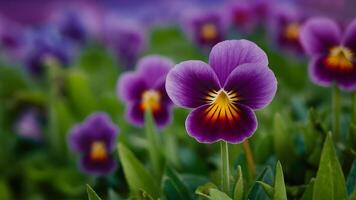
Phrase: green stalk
[
  {"left": 220, "top": 141, "right": 230, "bottom": 194},
  {"left": 144, "top": 110, "right": 163, "bottom": 177},
  {"left": 352, "top": 92, "right": 356, "bottom": 124},
  {"left": 48, "top": 64, "right": 60, "bottom": 158},
  {"left": 332, "top": 85, "right": 341, "bottom": 143},
  {"left": 242, "top": 140, "right": 256, "bottom": 178}
]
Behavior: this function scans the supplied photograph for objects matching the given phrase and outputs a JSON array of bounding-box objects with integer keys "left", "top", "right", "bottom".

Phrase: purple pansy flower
[
  {"left": 68, "top": 112, "right": 119, "bottom": 176},
  {"left": 165, "top": 40, "right": 277, "bottom": 144},
  {"left": 230, "top": 1, "right": 257, "bottom": 34},
  {"left": 25, "top": 27, "right": 73, "bottom": 75},
  {"left": 182, "top": 9, "right": 227, "bottom": 48},
  {"left": 55, "top": 10, "right": 88, "bottom": 45},
  {"left": 14, "top": 109, "right": 42, "bottom": 141},
  {"left": 300, "top": 17, "right": 356, "bottom": 91},
  {"left": 102, "top": 14, "right": 147, "bottom": 69},
  {"left": 268, "top": 6, "right": 305, "bottom": 54},
  {"left": 117, "top": 55, "right": 174, "bottom": 128}
]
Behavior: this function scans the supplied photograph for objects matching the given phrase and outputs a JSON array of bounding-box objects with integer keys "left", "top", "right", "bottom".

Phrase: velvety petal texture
[
  {"left": 186, "top": 104, "right": 257, "bottom": 144},
  {"left": 343, "top": 19, "right": 356, "bottom": 51},
  {"left": 209, "top": 40, "right": 268, "bottom": 84},
  {"left": 300, "top": 18, "right": 341, "bottom": 55},
  {"left": 166, "top": 60, "right": 221, "bottom": 108},
  {"left": 117, "top": 55, "right": 174, "bottom": 128},
  {"left": 224, "top": 63, "right": 278, "bottom": 110},
  {"left": 165, "top": 39, "right": 277, "bottom": 144},
  {"left": 68, "top": 112, "right": 119, "bottom": 176}
]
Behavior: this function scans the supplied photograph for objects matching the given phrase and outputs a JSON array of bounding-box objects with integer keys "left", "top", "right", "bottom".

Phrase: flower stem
[
  {"left": 144, "top": 110, "right": 163, "bottom": 177},
  {"left": 220, "top": 141, "right": 230, "bottom": 194},
  {"left": 242, "top": 140, "right": 256, "bottom": 178},
  {"left": 332, "top": 85, "right": 341, "bottom": 143},
  {"left": 352, "top": 92, "right": 356, "bottom": 124}
]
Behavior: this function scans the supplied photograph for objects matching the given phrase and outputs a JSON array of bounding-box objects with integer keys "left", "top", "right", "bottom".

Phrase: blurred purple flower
[
  {"left": 300, "top": 18, "right": 356, "bottom": 91},
  {"left": 55, "top": 10, "right": 88, "bottom": 45},
  {"left": 230, "top": 1, "right": 257, "bottom": 33},
  {"left": 268, "top": 6, "right": 305, "bottom": 54},
  {"left": 68, "top": 112, "right": 119, "bottom": 176},
  {"left": 0, "top": 19, "right": 28, "bottom": 61},
  {"left": 14, "top": 109, "right": 42, "bottom": 141},
  {"left": 182, "top": 10, "right": 227, "bottom": 48},
  {"left": 166, "top": 40, "right": 277, "bottom": 144},
  {"left": 24, "top": 27, "right": 73, "bottom": 75},
  {"left": 102, "top": 15, "right": 147, "bottom": 69},
  {"left": 117, "top": 55, "right": 174, "bottom": 128}
]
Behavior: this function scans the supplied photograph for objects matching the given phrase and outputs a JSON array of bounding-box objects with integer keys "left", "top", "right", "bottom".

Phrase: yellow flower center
[
  {"left": 90, "top": 141, "right": 107, "bottom": 161},
  {"left": 284, "top": 23, "right": 300, "bottom": 41},
  {"left": 141, "top": 90, "right": 161, "bottom": 112},
  {"left": 325, "top": 46, "right": 354, "bottom": 71},
  {"left": 201, "top": 23, "right": 218, "bottom": 41},
  {"left": 205, "top": 89, "right": 240, "bottom": 122}
]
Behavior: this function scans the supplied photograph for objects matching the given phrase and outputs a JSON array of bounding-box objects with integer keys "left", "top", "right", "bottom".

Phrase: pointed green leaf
[
  {"left": 257, "top": 181, "right": 273, "bottom": 199},
  {"left": 163, "top": 167, "right": 192, "bottom": 200},
  {"left": 234, "top": 166, "right": 244, "bottom": 200},
  {"left": 209, "top": 189, "right": 233, "bottom": 200},
  {"left": 273, "top": 161, "right": 287, "bottom": 200},
  {"left": 196, "top": 182, "right": 218, "bottom": 199},
  {"left": 350, "top": 188, "right": 356, "bottom": 200},
  {"left": 313, "top": 134, "right": 347, "bottom": 200},
  {"left": 247, "top": 166, "right": 274, "bottom": 200},
  {"left": 274, "top": 113, "right": 296, "bottom": 164},
  {"left": 301, "top": 179, "right": 315, "bottom": 200},
  {"left": 86, "top": 185, "right": 102, "bottom": 200},
  {"left": 347, "top": 160, "right": 356, "bottom": 195},
  {"left": 118, "top": 144, "right": 160, "bottom": 199}
]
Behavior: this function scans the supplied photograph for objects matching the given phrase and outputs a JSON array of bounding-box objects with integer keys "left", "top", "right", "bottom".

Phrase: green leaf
[
  {"left": 247, "top": 166, "right": 274, "bottom": 200},
  {"left": 86, "top": 185, "right": 102, "bottom": 200},
  {"left": 0, "top": 179, "right": 12, "bottom": 200},
  {"left": 65, "top": 69, "right": 98, "bottom": 118},
  {"left": 118, "top": 143, "right": 160, "bottom": 199},
  {"left": 301, "top": 179, "right": 315, "bottom": 200},
  {"left": 257, "top": 181, "right": 273, "bottom": 199},
  {"left": 196, "top": 182, "right": 218, "bottom": 199},
  {"left": 234, "top": 166, "right": 244, "bottom": 200},
  {"left": 313, "top": 134, "right": 347, "bottom": 200},
  {"left": 273, "top": 161, "right": 287, "bottom": 200},
  {"left": 163, "top": 167, "right": 192, "bottom": 200},
  {"left": 347, "top": 159, "right": 356, "bottom": 195},
  {"left": 144, "top": 110, "right": 164, "bottom": 177},
  {"left": 273, "top": 113, "right": 296, "bottom": 164},
  {"left": 209, "top": 189, "right": 233, "bottom": 200}
]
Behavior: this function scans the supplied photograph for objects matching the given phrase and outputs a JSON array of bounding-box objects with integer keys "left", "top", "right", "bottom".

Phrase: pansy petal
[
  {"left": 166, "top": 60, "right": 220, "bottom": 108},
  {"left": 309, "top": 56, "right": 335, "bottom": 87},
  {"left": 117, "top": 72, "right": 147, "bottom": 102},
  {"left": 300, "top": 17, "right": 341, "bottom": 55},
  {"left": 224, "top": 63, "right": 277, "bottom": 110},
  {"left": 126, "top": 102, "right": 144, "bottom": 127},
  {"left": 153, "top": 104, "right": 173, "bottom": 129},
  {"left": 80, "top": 155, "right": 117, "bottom": 176},
  {"left": 309, "top": 56, "right": 356, "bottom": 90},
  {"left": 137, "top": 55, "right": 174, "bottom": 86},
  {"left": 68, "top": 124, "right": 91, "bottom": 153},
  {"left": 343, "top": 19, "right": 356, "bottom": 51},
  {"left": 209, "top": 40, "right": 268, "bottom": 84},
  {"left": 154, "top": 78, "right": 173, "bottom": 105},
  {"left": 186, "top": 103, "right": 257, "bottom": 144}
]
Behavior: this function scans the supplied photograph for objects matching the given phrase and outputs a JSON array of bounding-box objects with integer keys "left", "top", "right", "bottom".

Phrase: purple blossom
[
  {"left": 68, "top": 112, "right": 119, "bottom": 176},
  {"left": 229, "top": 1, "right": 257, "bottom": 34},
  {"left": 300, "top": 17, "right": 356, "bottom": 91},
  {"left": 117, "top": 55, "right": 174, "bottom": 128},
  {"left": 14, "top": 109, "right": 42, "bottom": 141},
  {"left": 165, "top": 40, "right": 277, "bottom": 144},
  {"left": 55, "top": 10, "right": 88, "bottom": 45},
  {"left": 182, "top": 9, "right": 227, "bottom": 48},
  {"left": 102, "top": 15, "right": 147, "bottom": 69},
  {"left": 268, "top": 6, "right": 305, "bottom": 54},
  {"left": 24, "top": 27, "right": 73, "bottom": 75}
]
